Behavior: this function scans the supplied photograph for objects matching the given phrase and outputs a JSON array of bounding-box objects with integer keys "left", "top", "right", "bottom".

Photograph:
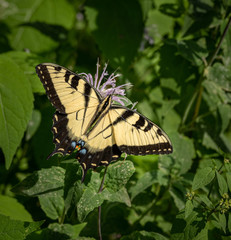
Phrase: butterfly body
[{"left": 36, "top": 63, "right": 172, "bottom": 180}]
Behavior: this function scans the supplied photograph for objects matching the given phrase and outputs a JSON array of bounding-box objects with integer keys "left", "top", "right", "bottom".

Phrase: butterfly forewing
[
  {"left": 36, "top": 63, "right": 101, "bottom": 114},
  {"left": 36, "top": 63, "right": 173, "bottom": 181}
]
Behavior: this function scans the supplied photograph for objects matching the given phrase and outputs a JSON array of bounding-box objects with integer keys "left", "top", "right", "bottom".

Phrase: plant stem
[
  {"left": 208, "top": 16, "right": 231, "bottom": 67},
  {"left": 98, "top": 166, "right": 108, "bottom": 240},
  {"left": 191, "top": 16, "right": 231, "bottom": 124}
]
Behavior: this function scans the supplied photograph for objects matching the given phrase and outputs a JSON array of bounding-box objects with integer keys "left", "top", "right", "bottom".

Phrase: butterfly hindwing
[
  {"left": 36, "top": 63, "right": 173, "bottom": 181},
  {"left": 109, "top": 106, "right": 173, "bottom": 155}
]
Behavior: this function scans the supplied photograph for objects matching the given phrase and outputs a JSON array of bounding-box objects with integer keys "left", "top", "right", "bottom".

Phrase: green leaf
[
  {"left": 12, "top": 166, "right": 65, "bottom": 196},
  {"left": 130, "top": 170, "right": 165, "bottom": 200},
  {"left": 216, "top": 170, "right": 228, "bottom": 196},
  {"left": 228, "top": 213, "right": 231, "bottom": 233},
  {"left": 12, "top": 166, "right": 65, "bottom": 219},
  {"left": 202, "top": 132, "right": 220, "bottom": 153},
  {"left": 198, "top": 194, "right": 213, "bottom": 208},
  {"left": 0, "top": 214, "right": 43, "bottom": 240},
  {"left": 5, "top": 0, "right": 75, "bottom": 52},
  {"left": 169, "top": 182, "right": 186, "bottom": 210},
  {"left": 77, "top": 186, "right": 104, "bottom": 222},
  {"left": 39, "top": 191, "right": 64, "bottom": 220},
  {"left": 193, "top": 227, "right": 208, "bottom": 240},
  {"left": 219, "top": 213, "right": 226, "bottom": 233},
  {"left": 0, "top": 55, "right": 34, "bottom": 169},
  {"left": 174, "top": 39, "right": 208, "bottom": 66},
  {"left": 226, "top": 172, "right": 231, "bottom": 192},
  {"left": 48, "top": 223, "right": 87, "bottom": 238},
  {"left": 26, "top": 110, "right": 41, "bottom": 140},
  {"left": 63, "top": 163, "right": 83, "bottom": 214},
  {"left": 78, "top": 161, "right": 134, "bottom": 221},
  {"left": 1, "top": 51, "right": 44, "bottom": 93},
  {"left": 27, "top": 223, "right": 89, "bottom": 240},
  {"left": 105, "top": 160, "right": 135, "bottom": 192},
  {"left": 85, "top": 0, "right": 143, "bottom": 69},
  {"left": 104, "top": 187, "right": 131, "bottom": 207},
  {"left": 121, "top": 230, "right": 168, "bottom": 240},
  {"left": 160, "top": 133, "right": 195, "bottom": 175},
  {"left": 185, "top": 200, "right": 194, "bottom": 218},
  {"left": 171, "top": 210, "right": 206, "bottom": 240},
  {"left": 192, "top": 167, "right": 215, "bottom": 191},
  {"left": 0, "top": 195, "right": 32, "bottom": 222}
]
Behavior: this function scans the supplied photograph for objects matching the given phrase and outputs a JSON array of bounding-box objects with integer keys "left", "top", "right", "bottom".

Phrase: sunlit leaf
[
  {"left": 0, "top": 55, "right": 34, "bottom": 168},
  {"left": 0, "top": 195, "right": 33, "bottom": 222},
  {"left": 5, "top": 0, "right": 75, "bottom": 52}
]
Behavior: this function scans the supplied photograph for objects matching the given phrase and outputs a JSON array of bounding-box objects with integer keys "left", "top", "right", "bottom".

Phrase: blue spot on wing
[
  {"left": 78, "top": 140, "right": 85, "bottom": 147},
  {"left": 71, "top": 141, "right": 77, "bottom": 149},
  {"left": 79, "top": 148, "right": 87, "bottom": 155}
]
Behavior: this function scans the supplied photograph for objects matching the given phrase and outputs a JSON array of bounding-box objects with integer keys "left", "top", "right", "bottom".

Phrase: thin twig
[
  {"left": 192, "top": 16, "right": 231, "bottom": 124},
  {"left": 208, "top": 16, "right": 231, "bottom": 67},
  {"left": 98, "top": 166, "right": 108, "bottom": 240}
]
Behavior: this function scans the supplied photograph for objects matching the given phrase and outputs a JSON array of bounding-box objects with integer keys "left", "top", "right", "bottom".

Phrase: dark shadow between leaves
[
  {"left": 19, "top": 21, "right": 68, "bottom": 41},
  {"left": 27, "top": 228, "right": 71, "bottom": 240},
  {"left": 159, "top": 3, "right": 184, "bottom": 18}
]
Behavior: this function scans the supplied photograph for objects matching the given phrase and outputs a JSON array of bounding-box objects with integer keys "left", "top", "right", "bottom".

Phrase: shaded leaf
[
  {"left": 12, "top": 166, "right": 65, "bottom": 196},
  {"left": 121, "top": 230, "right": 168, "bottom": 240},
  {"left": 185, "top": 200, "right": 194, "bottom": 218},
  {"left": 198, "top": 194, "right": 213, "bottom": 208},
  {"left": 216, "top": 170, "right": 228, "bottom": 196},
  {"left": 0, "top": 214, "right": 43, "bottom": 240},
  {"left": 169, "top": 182, "right": 187, "bottom": 210},
  {"left": 48, "top": 223, "right": 86, "bottom": 238},
  {"left": 129, "top": 170, "right": 166, "bottom": 200},
  {"left": 26, "top": 110, "right": 41, "bottom": 140},
  {"left": 39, "top": 191, "right": 64, "bottom": 220},
  {"left": 218, "top": 213, "right": 226, "bottom": 233},
  {"left": 160, "top": 133, "right": 195, "bottom": 175},
  {"left": 228, "top": 213, "right": 231, "bottom": 233},
  {"left": 85, "top": 0, "right": 143, "bottom": 69},
  {"left": 226, "top": 172, "right": 231, "bottom": 192},
  {"left": 104, "top": 187, "right": 131, "bottom": 207},
  {"left": 192, "top": 167, "right": 215, "bottom": 191},
  {"left": 63, "top": 162, "right": 83, "bottom": 214}
]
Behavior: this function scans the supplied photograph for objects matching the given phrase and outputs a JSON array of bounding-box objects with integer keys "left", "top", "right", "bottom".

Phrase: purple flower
[{"left": 79, "top": 60, "right": 134, "bottom": 107}]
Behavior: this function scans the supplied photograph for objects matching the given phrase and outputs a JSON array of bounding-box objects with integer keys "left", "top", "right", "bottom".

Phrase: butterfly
[{"left": 36, "top": 63, "right": 173, "bottom": 181}]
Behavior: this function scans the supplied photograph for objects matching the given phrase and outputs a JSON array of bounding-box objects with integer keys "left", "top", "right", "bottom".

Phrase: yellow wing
[
  {"left": 36, "top": 63, "right": 102, "bottom": 160},
  {"left": 109, "top": 106, "right": 173, "bottom": 155},
  {"left": 36, "top": 63, "right": 172, "bottom": 182},
  {"left": 36, "top": 63, "right": 101, "bottom": 113}
]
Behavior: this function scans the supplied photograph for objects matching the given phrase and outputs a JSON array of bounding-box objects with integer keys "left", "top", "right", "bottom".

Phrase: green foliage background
[{"left": 0, "top": 0, "right": 231, "bottom": 239}]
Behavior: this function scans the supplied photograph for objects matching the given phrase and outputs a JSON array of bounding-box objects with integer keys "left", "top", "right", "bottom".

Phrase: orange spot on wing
[{"left": 76, "top": 145, "right": 81, "bottom": 151}]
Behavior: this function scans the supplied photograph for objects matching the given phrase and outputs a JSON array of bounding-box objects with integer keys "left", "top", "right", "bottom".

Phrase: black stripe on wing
[
  {"left": 111, "top": 106, "right": 173, "bottom": 155},
  {"left": 76, "top": 144, "right": 122, "bottom": 182},
  {"left": 36, "top": 64, "right": 82, "bottom": 113},
  {"left": 48, "top": 112, "right": 76, "bottom": 158}
]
